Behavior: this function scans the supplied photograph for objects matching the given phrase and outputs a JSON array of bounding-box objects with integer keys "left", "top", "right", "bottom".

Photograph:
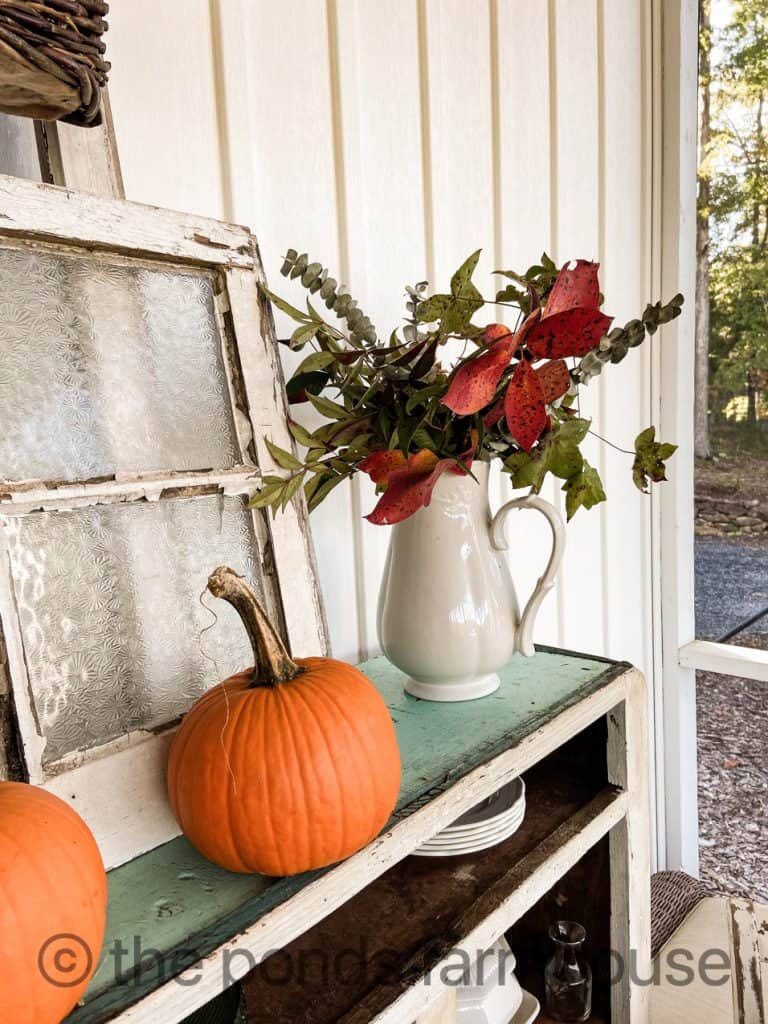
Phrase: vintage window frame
[{"left": 0, "top": 174, "right": 328, "bottom": 869}]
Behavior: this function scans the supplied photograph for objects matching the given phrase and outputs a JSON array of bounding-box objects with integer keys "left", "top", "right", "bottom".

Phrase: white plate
[
  {"left": 417, "top": 810, "right": 525, "bottom": 849},
  {"left": 448, "top": 778, "right": 526, "bottom": 832},
  {"left": 412, "top": 817, "right": 524, "bottom": 857},
  {"left": 437, "top": 800, "right": 526, "bottom": 837},
  {"left": 419, "top": 805, "right": 526, "bottom": 847},
  {"left": 508, "top": 990, "right": 540, "bottom": 1024}
]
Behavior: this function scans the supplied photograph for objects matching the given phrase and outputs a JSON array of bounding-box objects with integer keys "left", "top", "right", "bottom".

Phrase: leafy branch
[{"left": 254, "top": 248, "right": 683, "bottom": 524}]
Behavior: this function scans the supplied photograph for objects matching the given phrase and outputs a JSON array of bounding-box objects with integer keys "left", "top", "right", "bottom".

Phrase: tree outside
[
  {"left": 697, "top": 0, "right": 768, "bottom": 452},
  {"left": 695, "top": 0, "right": 768, "bottom": 904}
]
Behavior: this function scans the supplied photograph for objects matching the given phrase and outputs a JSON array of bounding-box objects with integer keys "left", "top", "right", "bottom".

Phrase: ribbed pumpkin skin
[
  {"left": 0, "top": 782, "right": 107, "bottom": 1024},
  {"left": 167, "top": 657, "right": 401, "bottom": 876}
]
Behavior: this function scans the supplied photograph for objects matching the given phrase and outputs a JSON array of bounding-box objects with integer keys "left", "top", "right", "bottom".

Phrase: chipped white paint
[
  {"left": 650, "top": 896, "right": 768, "bottom": 1024},
  {"left": 0, "top": 180, "right": 327, "bottom": 867}
]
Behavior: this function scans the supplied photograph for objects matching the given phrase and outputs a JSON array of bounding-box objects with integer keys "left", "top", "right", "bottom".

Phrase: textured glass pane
[
  {"left": 3, "top": 496, "right": 264, "bottom": 763},
  {"left": 0, "top": 246, "right": 239, "bottom": 482}
]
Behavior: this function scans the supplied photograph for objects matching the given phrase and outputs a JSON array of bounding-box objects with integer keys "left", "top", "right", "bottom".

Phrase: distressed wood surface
[
  {"left": 65, "top": 651, "right": 633, "bottom": 1024},
  {"left": 729, "top": 899, "right": 767, "bottom": 1024},
  {"left": 650, "top": 896, "right": 768, "bottom": 1024},
  {"left": 342, "top": 790, "right": 626, "bottom": 1024},
  {"left": 226, "top": 265, "right": 329, "bottom": 659},
  {"left": 47, "top": 91, "right": 126, "bottom": 198},
  {"left": 363, "top": 792, "right": 627, "bottom": 1024},
  {"left": 0, "top": 173, "right": 254, "bottom": 267},
  {"left": 236, "top": 766, "right": 607, "bottom": 1023},
  {"left": 0, "top": 182, "right": 329, "bottom": 869},
  {"left": 608, "top": 672, "right": 652, "bottom": 1023}
]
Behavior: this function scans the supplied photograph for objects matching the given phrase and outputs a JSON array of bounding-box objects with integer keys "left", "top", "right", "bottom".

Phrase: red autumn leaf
[
  {"left": 483, "top": 397, "right": 505, "bottom": 428},
  {"left": 504, "top": 358, "right": 547, "bottom": 452},
  {"left": 365, "top": 455, "right": 464, "bottom": 525},
  {"left": 484, "top": 323, "right": 514, "bottom": 344},
  {"left": 546, "top": 260, "right": 601, "bottom": 315},
  {"left": 515, "top": 307, "right": 543, "bottom": 346},
  {"left": 536, "top": 359, "right": 571, "bottom": 404},
  {"left": 359, "top": 449, "right": 407, "bottom": 485},
  {"left": 525, "top": 308, "right": 613, "bottom": 360},
  {"left": 441, "top": 323, "right": 516, "bottom": 415}
]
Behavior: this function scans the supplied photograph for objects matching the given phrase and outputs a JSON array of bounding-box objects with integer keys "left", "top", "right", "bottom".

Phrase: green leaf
[
  {"left": 306, "top": 296, "right": 324, "bottom": 321},
  {"left": 632, "top": 426, "right": 678, "bottom": 492},
  {"left": 294, "top": 350, "right": 336, "bottom": 375},
  {"left": 415, "top": 250, "right": 483, "bottom": 333},
  {"left": 410, "top": 425, "right": 437, "bottom": 450},
  {"left": 291, "top": 322, "right": 320, "bottom": 348},
  {"left": 562, "top": 461, "right": 606, "bottom": 520},
  {"left": 287, "top": 419, "right": 317, "bottom": 448},
  {"left": 416, "top": 294, "right": 452, "bottom": 323},
  {"left": 307, "top": 473, "right": 346, "bottom": 511},
  {"left": 304, "top": 472, "right": 329, "bottom": 504},
  {"left": 264, "top": 438, "right": 303, "bottom": 470},
  {"left": 557, "top": 417, "right": 591, "bottom": 445},
  {"left": 444, "top": 249, "right": 484, "bottom": 332},
  {"left": 450, "top": 249, "right": 482, "bottom": 298},
  {"left": 345, "top": 432, "right": 374, "bottom": 456},
  {"left": 249, "top": 481, "right": 285, "bottom": 510},
  {"left": 548, "top": 436, "right": 583, "bottom": 480},
  {"left": 504, "top": 448, "right": 551, "bottom": 492},
  {"left": 406, "top": 383, "right": 445, "bottom": 413},
  {"left": 280, "top": 471, "right": 305, "bottom": 510},
  {"left": 307, "top": 392, "right": 350, "bottom": 420},
  {"left": 260, "top": 284, "right": 309, "bottom": 323},
  {"left": 495, "top": 283, "right": 526, "bottom": 305},
  {"left": 286, "top": 370, "right": 329, "bottom": 401}
]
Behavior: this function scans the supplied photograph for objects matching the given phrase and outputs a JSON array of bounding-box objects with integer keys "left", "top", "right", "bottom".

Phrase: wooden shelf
[
  {"left": 241, "top": 758, "right": 620, "bottom": 1023},
  {"left": 65, "top": 648, "right": 635, "bottom": 1024}
]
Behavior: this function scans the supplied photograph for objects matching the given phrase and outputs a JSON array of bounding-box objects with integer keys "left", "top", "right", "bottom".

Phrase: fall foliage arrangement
[{"left": 255, "top": 251, "right": 683, "bottom": 525}]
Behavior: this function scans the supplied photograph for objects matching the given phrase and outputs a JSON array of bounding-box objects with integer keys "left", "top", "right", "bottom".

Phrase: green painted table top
[{"left": 67, "top": 646, "right": 627, "bottom": 1023}]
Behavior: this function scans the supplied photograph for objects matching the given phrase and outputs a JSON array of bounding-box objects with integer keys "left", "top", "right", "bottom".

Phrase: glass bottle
[{"left": 544, "top": 920, "right": 593, "bottom": 1022}]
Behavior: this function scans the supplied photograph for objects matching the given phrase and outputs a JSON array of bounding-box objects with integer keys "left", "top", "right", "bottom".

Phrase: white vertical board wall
[{"left": 107, "top": 0, "right": 657, "bottom": 673}]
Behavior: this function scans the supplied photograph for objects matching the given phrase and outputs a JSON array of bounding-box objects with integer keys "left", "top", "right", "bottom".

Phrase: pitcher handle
[{"left": 490, "top": 495, "right": 565, "bottom": 657}]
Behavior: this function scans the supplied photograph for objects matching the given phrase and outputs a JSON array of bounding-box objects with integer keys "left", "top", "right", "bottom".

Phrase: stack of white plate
[
  {"left": 412, "top": 778, "right": 526, "bottom": 858},
  {"left": 454, "top": 936, "right": 540, "bottom": 1024}
]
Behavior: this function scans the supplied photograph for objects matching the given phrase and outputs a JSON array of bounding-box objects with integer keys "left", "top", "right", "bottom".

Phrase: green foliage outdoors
[{"left": 704, "top": 0, "right": 768, "bottom": 425}]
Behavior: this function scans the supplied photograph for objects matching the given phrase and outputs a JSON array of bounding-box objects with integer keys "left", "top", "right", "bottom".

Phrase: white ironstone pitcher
[{"left": 377, "top": 462, "right": 565, "bottom": 702}]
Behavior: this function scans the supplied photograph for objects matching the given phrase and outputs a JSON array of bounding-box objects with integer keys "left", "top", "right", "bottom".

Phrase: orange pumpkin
[
  {"left": 0, "top": 782, "right": 107, "bottom": 1024},
  {"left": 168, "top": 566, "right": 402, "bottom": 876}
]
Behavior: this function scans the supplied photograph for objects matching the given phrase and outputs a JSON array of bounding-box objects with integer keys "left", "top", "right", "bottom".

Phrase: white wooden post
[
  {"left": 608, "top": 673, "right": 652, "bottom": 1022},
  {"left": 652, "top": 0, "right": 700, "bottom": 874}
]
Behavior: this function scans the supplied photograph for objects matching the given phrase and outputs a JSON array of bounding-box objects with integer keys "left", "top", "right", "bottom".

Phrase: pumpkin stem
[{"left": 207, "top": 567, "right": 303, "bottom": 687}]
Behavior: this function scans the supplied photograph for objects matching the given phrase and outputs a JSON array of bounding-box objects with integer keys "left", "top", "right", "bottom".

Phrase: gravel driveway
[
  {"left": 695, "top": 536, "right": 768, "bottom": 639},
  {"left": 695, "top": 536, "right": 768, "bottom": 901}
]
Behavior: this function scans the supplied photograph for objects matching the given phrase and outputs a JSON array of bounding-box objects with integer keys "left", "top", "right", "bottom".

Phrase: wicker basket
[{"left": 0, "top": 0, "right": 110, "bottom": 125}]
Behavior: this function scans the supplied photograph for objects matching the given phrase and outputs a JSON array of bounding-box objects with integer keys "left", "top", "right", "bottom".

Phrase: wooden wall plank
[
  {"left": 335, "top": 0, "right": 429, "bottom": 657},
  {"left": 216, "top": 0, "right": 362, "bottom": 661},
  {"left": 107, "top": 0, "right": 225, "bottom": 219},
  {"left": 423, "top": 0, "right": 495, "bottom": 285},
  {"left": 496, "top": 0, "right": 561, "bottom": 645},
  {"left": 601, "top": 0, "right": 651, "bottom": 673},
  {"left": 552, "top": 0, "right": 606, "bottom": 655}
]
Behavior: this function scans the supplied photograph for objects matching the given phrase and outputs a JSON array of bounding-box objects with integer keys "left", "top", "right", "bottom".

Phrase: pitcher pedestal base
[{"left": 404, "top": 672, "right": 500, "bottom": 702}]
